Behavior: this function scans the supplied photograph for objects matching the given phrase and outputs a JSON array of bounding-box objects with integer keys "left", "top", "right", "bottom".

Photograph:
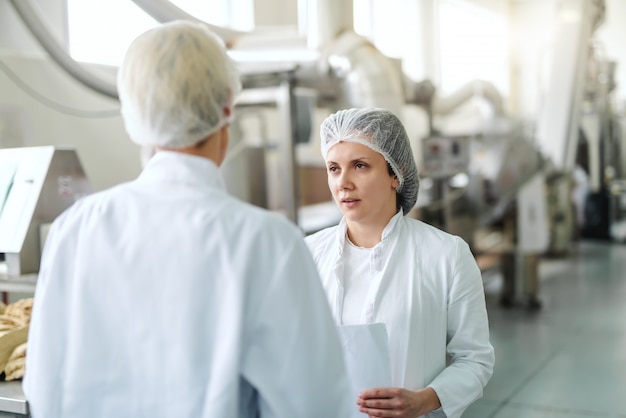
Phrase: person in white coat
[
  {"left": 23, "top": 21, "right": 352, "bottom": 418},
  {"left": 305, "top": 108, "right": 495, "bottom": 418}
]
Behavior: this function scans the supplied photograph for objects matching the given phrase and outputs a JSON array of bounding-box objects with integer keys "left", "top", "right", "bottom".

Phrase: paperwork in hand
[{"left": 338, "top": 323, "right": 392, "bottom": 418}]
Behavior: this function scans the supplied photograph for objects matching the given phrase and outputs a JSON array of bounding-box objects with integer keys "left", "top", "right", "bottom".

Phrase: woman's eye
[
  {"left": 355, "top": 163, "right": 366, "bottom": 169},
  {"left": 328, "top": 166, "right": 338, "bottom": 172}
]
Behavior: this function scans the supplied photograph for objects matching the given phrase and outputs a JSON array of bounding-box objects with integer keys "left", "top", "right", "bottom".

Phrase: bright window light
[
  {"left": 67, "top": 0, "right": 254, "bottom": 67},
  {"left": 437, "top": 0, "right": 509, "bottom": 96},
  {"left": 67, "top": 0, "right": 157, "bottom": 67},
  {"left": 353, "top": 0, "right": 422, "bottom": 81}
]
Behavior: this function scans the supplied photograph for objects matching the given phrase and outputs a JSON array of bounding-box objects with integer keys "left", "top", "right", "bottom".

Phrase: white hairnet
[
  {"left": 320, "top": 108, "right": 419, "bottom": 214},
  {"left": 117, "top": 20, "right": 241, "bottom": 149}
]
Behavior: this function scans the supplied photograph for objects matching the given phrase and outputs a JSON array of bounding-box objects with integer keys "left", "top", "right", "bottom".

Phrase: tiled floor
[{"left": 463, "top": 240, "right": 626, "bottom": 417}]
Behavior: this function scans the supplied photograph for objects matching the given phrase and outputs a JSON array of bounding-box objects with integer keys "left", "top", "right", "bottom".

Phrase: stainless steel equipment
[
  {"left": 0, "top": 146, "right": 92, "bottom": 277},
  {"left": 225, "top": 63, "right": 301, "bottom": 223},
  {"left": 535, "top": 0, "right": 605, "bottom": 172},
  {"left": 0, "top": 381, "right": 28, "bottom": 417},
  {"left": 420, "top": 119, "right": 545, "bottom": 237},
  {"left": 609, "top": 179, "right": 626, "bottom": 242},
  {"left": 578, "top": 50, "right": 625, "bottom": 240}
]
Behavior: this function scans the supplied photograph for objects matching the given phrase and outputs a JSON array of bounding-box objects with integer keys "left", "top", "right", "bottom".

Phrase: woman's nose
[{"left": 337, "top": 171, "right": 354, "bottom": 190}]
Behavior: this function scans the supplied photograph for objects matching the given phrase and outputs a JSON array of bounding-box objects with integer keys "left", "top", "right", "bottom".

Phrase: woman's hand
[{"left": 356, "top": 386, "right": 441, "bottom": 418}]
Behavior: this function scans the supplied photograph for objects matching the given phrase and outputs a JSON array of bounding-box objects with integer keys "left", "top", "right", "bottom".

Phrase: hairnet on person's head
[
  {"left": 320, "top": 108, "right": 419, "bottom": 215},
  {"left": 117, "top": 20, "right": 241, "bottom": 149}
]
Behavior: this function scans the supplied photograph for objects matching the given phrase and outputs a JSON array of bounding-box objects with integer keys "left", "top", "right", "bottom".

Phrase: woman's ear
[
  {"left": 392, "top": 176, "right": 400, "bottom": 190},
  {"left": 224, "top": 90, "right": 234, "bottom": 119}
]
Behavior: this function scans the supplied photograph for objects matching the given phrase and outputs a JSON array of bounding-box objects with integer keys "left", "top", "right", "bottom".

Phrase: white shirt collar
[
  {"left": 334, "top": 209, "right": 405, "bottom": 254},
  {"left": 138, "top": 150, "right": 225, "bottom": 190}
]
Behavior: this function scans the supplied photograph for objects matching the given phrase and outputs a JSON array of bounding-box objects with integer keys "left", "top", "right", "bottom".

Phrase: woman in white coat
[{"left": 305, "top": 108, "right": 495, "bottom": 418}]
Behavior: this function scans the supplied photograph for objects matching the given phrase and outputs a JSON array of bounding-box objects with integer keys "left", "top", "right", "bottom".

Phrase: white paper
[{"left": 338, "top": 323, "right": 392, "bottom": 418}]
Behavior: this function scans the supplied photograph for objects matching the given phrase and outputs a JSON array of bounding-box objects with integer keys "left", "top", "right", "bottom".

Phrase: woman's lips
[{"left": 341, "top": 198, "right": 360, "bottom": 208}]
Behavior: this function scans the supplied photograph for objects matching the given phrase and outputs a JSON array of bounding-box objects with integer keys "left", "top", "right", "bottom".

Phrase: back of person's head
[
  {"left": 117, "top": 20, "right": 241, "bottom": 149},
  {"left": 320, "top": 107, "right": 420, "bottom": 214}
]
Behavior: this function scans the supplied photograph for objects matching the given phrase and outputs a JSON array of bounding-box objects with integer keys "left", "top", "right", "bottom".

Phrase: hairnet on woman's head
[
  {"left": 117, "top": 20, "right": 241, "bottom": 149},
  {"left": 320, "top": 108, "right": 419, "bottom": 214}
]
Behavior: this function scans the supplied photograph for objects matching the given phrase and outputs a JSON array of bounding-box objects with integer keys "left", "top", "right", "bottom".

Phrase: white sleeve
[
  {"left": 428, "top": 237, "right": 495, "bottom": 418},
  {"left": 241, "top": 229, "right": 352, "bottom": 418},
  {"left": 23, "top": 214, "right": 74, "bottom": 418}
]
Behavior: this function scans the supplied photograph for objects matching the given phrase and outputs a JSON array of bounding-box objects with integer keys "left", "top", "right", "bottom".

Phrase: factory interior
[{"left": 0, "top": 0, "right": 625, "bottom": 416}]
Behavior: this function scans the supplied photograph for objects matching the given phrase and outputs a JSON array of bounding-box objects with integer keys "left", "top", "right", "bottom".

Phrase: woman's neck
[{"left": 346, "top": 213, "right": 396, "bottom": 248}]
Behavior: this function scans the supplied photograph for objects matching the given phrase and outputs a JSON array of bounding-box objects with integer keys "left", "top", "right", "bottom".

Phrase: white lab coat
[
  {"left": 305, "top": 212, "right": 495, "bottom": 418},
  {"left": 24, "top": 151, "right": 352, "bottom": 418}
]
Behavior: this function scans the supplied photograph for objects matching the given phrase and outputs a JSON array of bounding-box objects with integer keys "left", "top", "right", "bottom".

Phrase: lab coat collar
[
  {"left": 138, "top": 150, "right": 225, "bottom": 190},
  {"left": 334, "top": 208, "right": 405, "bottom": 253},
  {"left": 381, "top": 209, "right": 404, "bottom": 240}
]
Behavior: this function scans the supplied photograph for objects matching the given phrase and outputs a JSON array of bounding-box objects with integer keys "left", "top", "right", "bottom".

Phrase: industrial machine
[
  {"left": 412, "top": 84, "right": 552, "bottom": 308},
  {"left": 0, "top": 146, "right": 92, "bottom": 289},
  {"left": 577, "top": 51, "right": 626, "bottom": 240},
  {"left": 1, "top": 0, "right": 621, "bottom": 306}
]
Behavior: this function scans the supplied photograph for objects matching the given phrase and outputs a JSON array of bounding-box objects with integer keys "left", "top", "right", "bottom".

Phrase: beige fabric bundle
[
  {"left": 0, "top": 326, "right": 28, "bottom": 377},
  {"left": 4, "top": 298, "right": 33, "bottom": 325},
  {"left": 4, "top": 342, "right": 26, "bottom": 381},
  {"left": 0, "top": 315, "right": 26, "bottom": 336},
  {"left": 0, "top": 298, "right": 34, "bottom": 380}
]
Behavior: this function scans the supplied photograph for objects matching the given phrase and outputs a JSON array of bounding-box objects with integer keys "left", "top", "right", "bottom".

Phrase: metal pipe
[
  {"left": 10, "top": 0, "right": 119, "bottom": 99},
  {"left": 431, "top": 79, "right": 504, "bottom": 116},
  {"left": 130, "top": 0, "right": 245, "bottom": 44},
  {"left": 323, "top": 31, "right": 405, "bottom": 116},
  {"left": 305, "top": 0, "right": 353, "bottom": 50}
]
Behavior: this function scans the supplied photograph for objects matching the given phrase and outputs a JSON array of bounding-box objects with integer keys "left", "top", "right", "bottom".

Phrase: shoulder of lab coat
[{"left": 401, "top": 219, "right": 495, "bottom": 418}]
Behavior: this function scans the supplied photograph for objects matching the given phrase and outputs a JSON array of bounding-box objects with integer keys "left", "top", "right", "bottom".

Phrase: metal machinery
[
  {"left": 0, "top": 147, "right": 93, "bottom": 415},
  {"left": 413, "top": 0, "right": 616, "bottom": 308},
  {"left": 224, "top": 62, "right": 304, "bottom": 225},
  {"left": 415, "top": 88, "right": 550, "bottom": 308},
  {"left": 535, "top": 0, "right": 615, "bottom": 244},
  {"left": 579, "top": 44, "right": 626, "bottom": 242},
  {"left": 2, "top": 0, "right": 620, "bottom": 300},
  {"left": 0, "top": 0, "right": 458, "bottom": 231},
  {"left": 0, "top": 146, "right": 92, "bottom": 286}
]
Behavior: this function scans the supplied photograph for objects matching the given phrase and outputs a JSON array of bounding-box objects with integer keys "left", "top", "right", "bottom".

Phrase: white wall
[
  {"left": 0, "top": 52, "right": 141, "bottom": 191},
  {"left": 0, "top": 1, "right": 141, "bottom": 192},
  {"left": 0, "top": 0, "right": 67, "bottom": 51},
  {"left": 508, "top": 0, "right": 556, "bottom": 121},
  {"left": 254, "top": 0, "right": 298, "bottom": 26},
  {"left": 509, "top": 0, "right": 626, "bottom": 120}
]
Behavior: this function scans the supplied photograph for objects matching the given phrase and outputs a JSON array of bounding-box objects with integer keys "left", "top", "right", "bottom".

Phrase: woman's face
[{"left": 326, "top": 141, "right": 399, "bottom": 226}]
